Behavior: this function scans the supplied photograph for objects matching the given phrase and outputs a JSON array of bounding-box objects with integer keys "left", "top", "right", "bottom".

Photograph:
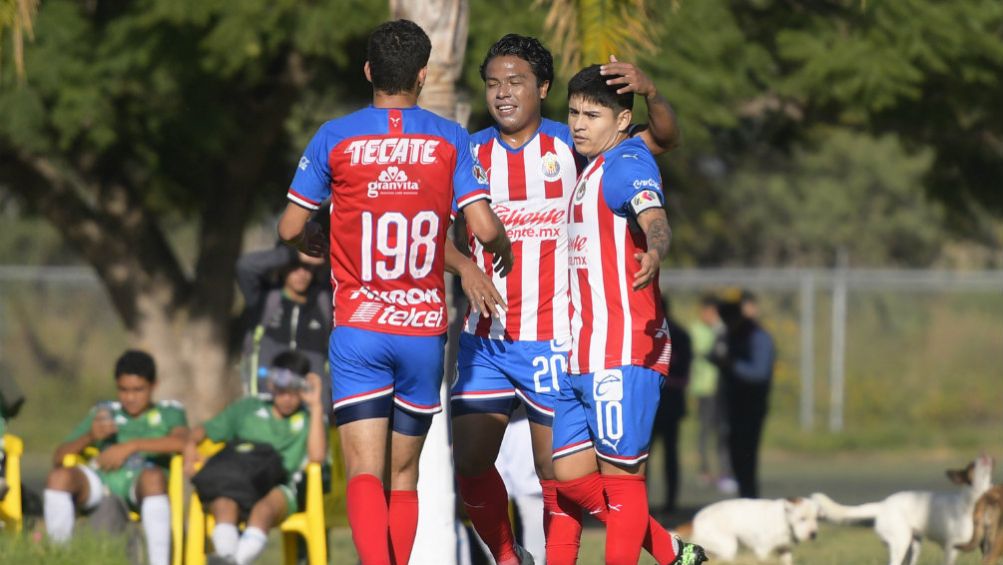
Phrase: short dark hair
[
  {"left": 270, "top": 350, "right": 311, "bottom": 377},
  {"left": 479, "top": 34, "right": 554, "bottom": 87},
  {"left": 367, "top": 19, "right": 431, "bottom": 94},
  {"left": 567, "top": 64, "right": 633, "bottom": 112},
  {"left": 115, "top": 350, "right": 156, "bottom": 383}
]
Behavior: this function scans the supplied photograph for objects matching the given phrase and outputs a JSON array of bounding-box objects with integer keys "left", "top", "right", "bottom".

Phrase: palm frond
[
  {"left": 0, "top": 0, "right": 40, "bottom": 83},
  {"left": 535, "top": 0, "right": 671, "bottom": 77}
]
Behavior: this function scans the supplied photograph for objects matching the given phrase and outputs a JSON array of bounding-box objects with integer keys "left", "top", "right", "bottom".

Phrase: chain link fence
[{"left": 2, "top": 266, "right": 1002, "bottom": 452}]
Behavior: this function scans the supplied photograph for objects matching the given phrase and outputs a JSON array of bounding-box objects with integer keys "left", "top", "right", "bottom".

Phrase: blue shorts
[
  {"left": 329, "top": 326, "right": 446, "bottom": 434},
  {"left": 451, "top": 334, "right": 569, "bottom": 426},
  {"left": 551, "top": 365, "right": 663, "bottom": 466}
]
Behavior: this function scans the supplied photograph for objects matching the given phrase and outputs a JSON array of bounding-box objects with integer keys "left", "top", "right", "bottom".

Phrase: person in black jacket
[
  {"left": 236, "top": 245, "right": 332, "bottom": 402},
  {"left": 713, "top": 291, "right": 775, "bottom": 499},
  {"left": 652, "top": 297, "right": 692, "bottom": 515}
]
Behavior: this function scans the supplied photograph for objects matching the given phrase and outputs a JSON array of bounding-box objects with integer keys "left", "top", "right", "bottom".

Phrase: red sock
[
  {"left": 456, "top": 467, "right": 518, "bottom": 565},
  {"left": 556, "top": 472, "right": 609, "bottom": 522},
  {"left": 602, "top": 475, "right": 650, "bottom": 565},
  {"left": 558, "top": 472, "right": 677, "bottom": 563},
  {"left": 643, "top": 515, "right": 679, "bottom": 565},
  {"left": 347, "top": 474, "right": 391, "bottom": 565},
  {"left": 541, "top": 479, "right": 583, "bottom": 565},
  {"left": 387, "top": 490, "right": 419, "bottom": 565}
]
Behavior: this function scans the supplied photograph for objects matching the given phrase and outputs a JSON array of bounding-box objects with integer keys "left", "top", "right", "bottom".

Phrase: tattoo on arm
[{"left": 644, "top": 215, "right": 672, "bottom": 260}]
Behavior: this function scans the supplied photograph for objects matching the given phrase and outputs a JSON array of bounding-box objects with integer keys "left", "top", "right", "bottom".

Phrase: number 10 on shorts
[{"left": 593, "top": 369, "right": 624, "bottom": 444}]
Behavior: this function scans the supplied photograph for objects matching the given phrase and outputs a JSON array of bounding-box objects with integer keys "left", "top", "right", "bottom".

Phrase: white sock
[
  {"left": 212, "top": 523, "right": 239, "bottom": 558},
  {"left": 234, "top": 526, "right": 269, "bottom": 565},
  {"left": 141, "top": 495, "right": 171, "bottom": 565},
  {"left": 43, "top": 489, "right": 75, "bottom": 543}
]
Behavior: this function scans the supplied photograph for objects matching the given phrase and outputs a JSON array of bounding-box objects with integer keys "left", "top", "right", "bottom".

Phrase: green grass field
[
  {"left": 1, "top": 283, "right": 1000, "bottom": 563},
  {"left": 5, "top": 445, "right": 999, "bottom": 564}
]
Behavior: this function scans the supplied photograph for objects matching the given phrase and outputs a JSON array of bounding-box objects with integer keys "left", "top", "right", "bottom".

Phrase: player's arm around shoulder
[
  {"left": 634, "top": 207, "right": 670, "bottom": 291},
  {"left": 601, "top": 55, "right": 681, "bottom": 155}
]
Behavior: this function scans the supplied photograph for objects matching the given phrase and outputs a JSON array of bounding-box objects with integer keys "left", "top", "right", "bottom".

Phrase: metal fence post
[
  {"left": 799, "top": 271, "right": 815, "bottom": 431},
  {"left": 829, "top": 267, "right": 848, "bottom": 432}
]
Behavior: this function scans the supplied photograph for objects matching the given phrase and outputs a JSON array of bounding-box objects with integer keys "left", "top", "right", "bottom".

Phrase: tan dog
[
  {"left": 956, "top": 485, "right": 1003, "bottom": 564},
  {"left": 813, "top": 454, "right": 995, "bottom": 565}
]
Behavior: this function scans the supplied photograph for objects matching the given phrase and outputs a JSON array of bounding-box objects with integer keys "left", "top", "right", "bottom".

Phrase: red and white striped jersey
[
  {"left": 463, "top": 119, "right": 581, "bottom": 342},
  {"left": 566, "top": 137, "right": 671, "bottom": 375}
]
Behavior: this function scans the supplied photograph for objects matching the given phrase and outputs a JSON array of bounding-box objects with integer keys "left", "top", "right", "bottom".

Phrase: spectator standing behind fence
[
  {"left": 653, "top": 298, "right": 692, "bottom": 515},
  {"left": 236, "top": 244, "right": 332, "bottom": 401},
  {"left": 687, "top": 295, "right": 731, "bottom": 490},
  {"left": 713, "top": 291, "right": 775, "bottom": 499}
]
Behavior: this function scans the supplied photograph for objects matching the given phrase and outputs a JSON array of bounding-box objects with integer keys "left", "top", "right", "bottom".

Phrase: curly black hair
[
  {"left": 367, "top": 19, "right": 432, "bottom": 95},
  {"left": 567, "top": 64, "right": 634, "bottom": 112},
  {"left": 114, "top": 350, "right": 157, "bottom": 383},
  {"left": 479, "top": 34, "right": 554, "bottom": 87}
]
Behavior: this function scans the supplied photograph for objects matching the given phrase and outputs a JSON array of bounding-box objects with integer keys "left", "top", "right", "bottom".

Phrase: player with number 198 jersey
[
  {"left": 288, "top": 104, "right": 490, "bottom": 421},
  {"left": 278, "top": 20, "right": 513, "bottom": 565}
]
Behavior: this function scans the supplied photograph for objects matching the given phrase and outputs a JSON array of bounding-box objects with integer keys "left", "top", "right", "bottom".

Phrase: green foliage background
[{"left": 4, "top": 0, "right": 1002, "bottom": 268}]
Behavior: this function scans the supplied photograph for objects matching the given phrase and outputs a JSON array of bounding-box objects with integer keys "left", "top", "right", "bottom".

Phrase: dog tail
[
  {"left": 811, "top": 492, "right": 880, "bottom": 525},
  {"left": 671, "top": 522, "right": 694, "bottom": 540}
]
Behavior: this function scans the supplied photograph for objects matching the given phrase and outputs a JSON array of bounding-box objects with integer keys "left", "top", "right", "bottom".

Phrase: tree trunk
[
  {"left": 390, "top": 0, "right": 470, "bottom": 125},
  {"left": 136, "top": 310, "right": 237, "bottom": 424}
]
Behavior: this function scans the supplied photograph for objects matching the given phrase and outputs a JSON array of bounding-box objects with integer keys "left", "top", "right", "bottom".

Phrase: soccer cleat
[{"left": 669, "top": 537, "right": 708, "bottom": 565}]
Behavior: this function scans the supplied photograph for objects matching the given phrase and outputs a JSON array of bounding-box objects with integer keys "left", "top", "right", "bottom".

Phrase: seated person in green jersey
[
  {"left": 44, "top": 350, "right": 188, "bottom": 565},
  {"left": 184, "top": 350, "right": 326, "bottom": 565}
]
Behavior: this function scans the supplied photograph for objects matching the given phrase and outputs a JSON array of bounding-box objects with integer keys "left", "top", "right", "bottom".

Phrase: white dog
[
  {"left": 812, "top": 454, "right": 995, "bottom": 565},
  {"left": 675, "top": 497, "right": 820, "bottom": 564}
]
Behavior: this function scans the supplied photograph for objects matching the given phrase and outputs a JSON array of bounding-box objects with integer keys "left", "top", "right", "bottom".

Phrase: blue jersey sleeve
[
  {"left": 288, "top": 125, "right": 334, "bottom": 210},
  {"left": 601, "top": 146, "right": 665, "bottom": 218},
  {"left": 451, "top": 127, "right": 490, "bottom": 212}
]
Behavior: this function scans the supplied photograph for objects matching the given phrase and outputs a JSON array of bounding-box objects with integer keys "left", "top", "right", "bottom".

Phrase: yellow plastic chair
[
  {"left": 62, "top": 448, "right": 185, "bottom": 565},
  {"left": 0, "top": 434, "right": 24, "bottom": 532},
  {"left": 185, "top": 440, "right": 327, "bottom": 565}
]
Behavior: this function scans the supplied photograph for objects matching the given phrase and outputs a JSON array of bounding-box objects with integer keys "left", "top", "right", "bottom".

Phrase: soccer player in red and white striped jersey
[
  {"left": 551, "top": 65, "right": 707, "bottom": 565},
  {"left": 446, "top": 34, "right": 683, "bottom": 565}
]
